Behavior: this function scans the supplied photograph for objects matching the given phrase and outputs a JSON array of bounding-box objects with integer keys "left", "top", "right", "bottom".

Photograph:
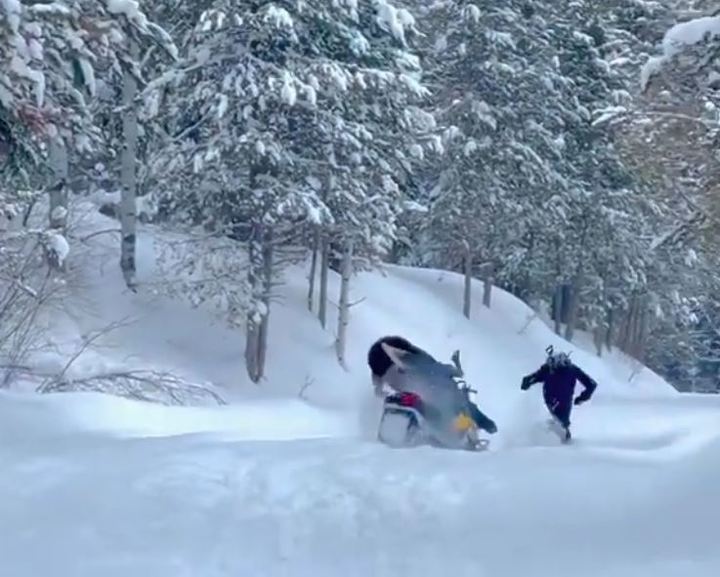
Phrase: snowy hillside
[
  {"left": 2, "top": 205, "right": 719, "bottom": 576},
  {"left": 3, "top": 201, "right": 678, "bottom": 444},
  {"left": 14, "top": 201, "right": 675, "bottom": 406}
]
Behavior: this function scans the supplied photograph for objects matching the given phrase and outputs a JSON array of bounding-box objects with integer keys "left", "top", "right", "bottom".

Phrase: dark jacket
[{"left": 521, "top": 362, "right": 597, "bottom": 427}]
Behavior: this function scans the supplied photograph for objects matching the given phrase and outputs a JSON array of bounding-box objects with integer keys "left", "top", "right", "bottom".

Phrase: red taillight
[{"left": 397, "top": 392, "right": 422, "bottom": 407}]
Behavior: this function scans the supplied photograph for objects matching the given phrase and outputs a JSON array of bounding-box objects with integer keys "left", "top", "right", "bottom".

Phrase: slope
[{"left": 1, "top": 200, "right": 718, "bottom": 576}]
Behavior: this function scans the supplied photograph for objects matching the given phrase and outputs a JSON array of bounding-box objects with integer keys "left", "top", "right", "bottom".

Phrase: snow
[
  {"left": 280, "top": 72, "right": 297, "bottom": 106},
  {"left": 2, "top": 203, "right": 719, "bottom": 575},
  {"left": 106, "top": 0, "right": 147, "bottom": 27},
  {"left": 663, "top": 16, "right": 720, "bottom": 58},
  {"left": 10, "top": 54, "right": 46, "bottom": 107},
  {"left": 216, "top": 93, "right": 228, "bottom": 118},
  {"left": 641, "top": 16, "right": 720, "bottom": 90},
  {"left": 264, "top": 5, "right": 294, "bottom": 30},
  {"left": 46, "top": 231, "right": 69, "bottom": 265},
  {"left": 464, "top": 4, "right": 481, "bottom": 24},
  {"left": 2, "top": 0, "right": 21, "bottom": 33},
  {"left": 78, "top": 58, "right": 97, "bottom": 97},
  {"left": 50, "top": 205, "right": 67, "bottom": 223},
  {"left": 375, "top": 0, "right": 411, "bottom": 45}
]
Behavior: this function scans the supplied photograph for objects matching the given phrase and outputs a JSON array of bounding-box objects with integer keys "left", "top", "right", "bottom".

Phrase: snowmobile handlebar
[{"left": 451, "top": 349, "right": 464, "bottom": 376}]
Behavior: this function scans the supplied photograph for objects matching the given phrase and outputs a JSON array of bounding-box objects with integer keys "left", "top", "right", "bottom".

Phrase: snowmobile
[{"left": 377, "top": 351, "right": 490, "bottom": 452}]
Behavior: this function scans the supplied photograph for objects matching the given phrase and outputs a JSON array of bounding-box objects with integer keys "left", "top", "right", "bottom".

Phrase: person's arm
[
  {"left": 521, "top": 364, "right": 548, "bottom": 390},
  {"left": 372, "top": 373, "right": 385, "bottom": 397},
  {"left": 573, "top": 367, "right": 597, "bottom": 404}
]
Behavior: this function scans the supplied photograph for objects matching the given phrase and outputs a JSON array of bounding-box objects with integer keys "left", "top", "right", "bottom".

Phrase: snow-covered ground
[{"left": 1, "top": 203, "right": 718, "bottom": 576}]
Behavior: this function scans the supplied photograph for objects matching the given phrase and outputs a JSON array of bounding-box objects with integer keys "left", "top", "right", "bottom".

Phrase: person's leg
[
  {"left": 468, "top": 402, "right": 498, "bottom": 434},
  {"left": 552, "top": 398, "right": 572, "bottom": 442},
  {"left": 544, "top": 390, "right": 572, "bottom": 441}
]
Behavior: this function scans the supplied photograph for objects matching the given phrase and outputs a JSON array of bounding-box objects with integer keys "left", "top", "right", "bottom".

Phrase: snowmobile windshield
[{"left": 394, "top": 351, "right": 465, "bottom": 415}]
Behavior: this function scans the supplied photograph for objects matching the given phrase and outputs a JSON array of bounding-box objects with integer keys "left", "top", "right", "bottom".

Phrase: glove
[
  {"left": 573, "top": 395, "right": 587, "bottom": 406},
  {"left": 520, "top": 376, "right": 532, "bottom": 391}
]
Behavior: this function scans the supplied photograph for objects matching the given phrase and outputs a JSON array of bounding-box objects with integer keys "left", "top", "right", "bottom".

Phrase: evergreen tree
[{"left": 145, "top": 0, "right": 429, "bottom": 380}]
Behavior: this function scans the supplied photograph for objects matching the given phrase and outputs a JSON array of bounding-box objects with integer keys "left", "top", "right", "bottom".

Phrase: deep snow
[{"left": 1, "top": 201, "right": 718, "bottom": 576}]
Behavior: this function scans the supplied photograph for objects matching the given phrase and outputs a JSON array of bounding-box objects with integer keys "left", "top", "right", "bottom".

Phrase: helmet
[{"left": 545, "top": 345, "right": 571, "bottom": 369}]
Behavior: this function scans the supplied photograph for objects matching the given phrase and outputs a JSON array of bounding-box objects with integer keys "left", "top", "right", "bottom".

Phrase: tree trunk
[
  {"left": 606, "top": 308, "right": 614, "bottom": 351},
  {"left": 629, "top": 296, "right": 641, "bottom": 358},
  {"left": 553, "top": 285, "right": 564, "bottom": 335},
  {"left": 482, "top": 262, "right": 493, "bottom": 308},
  {"left": 564, "top": 268, "right": 584, "bottom": 342},
  {"left": 120, "top": 43, "right": 139, "bottom": 291},
  {"left": 627, "top": 294, "right": 648, "bottom": 361},
  {"left": 307, "top": 229, "right": 319, "bottom": 312},
  {"left": 245, "top": 235, "right": 261, "bottom": 383},
  {"left": 335, "top": 239, "right": 354, "bottom": 368},
  {"left": 618, "top": 295, "right": 637, "bottom": 356},
  {"left": 593, "top": 326, "right": 604, "bottom": 357},
  {"left": 463, "top": 241, "right": 472, "bottom": 319},
  {"left": 564, "top": 286, "right": 577, "bottom": 342},
  {"left": 257, "top": 227, "right": 273, "bottom": 374},
  {"left": 48, "top": 138, "right": 68, "bottom": 231},
  {"left": 318, "top": 234, "right": 330, "bottom": 328},
  {"left": 244, "top": 225, "right": 273, "bottom": 383},
  {"left": 617, "top": 301, "right": 630, "bottom": 354},
  {"left": 637, "top": 298, "right": 648, "bottom": 362}
]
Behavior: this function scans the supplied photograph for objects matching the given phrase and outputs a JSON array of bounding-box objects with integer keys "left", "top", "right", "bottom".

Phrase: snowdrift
[
  {"left": 1, "top": 201, "right": 719, "bottom": 576},
  {"left": 1, "top": 388, "right": 719, "bottom": 577}
]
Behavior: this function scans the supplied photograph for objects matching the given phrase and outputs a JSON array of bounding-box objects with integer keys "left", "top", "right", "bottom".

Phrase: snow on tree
[
  {"left": 1, "top": 0, "right": 174, "bottom": 175},
  {"left": 144, "top": 0, "right": 430, "bottom": 379}
]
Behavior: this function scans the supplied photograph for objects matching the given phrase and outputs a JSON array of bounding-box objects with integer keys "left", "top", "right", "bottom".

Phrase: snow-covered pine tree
[
  {"left": 417, "top": 1, "right": 578, "bottom": 311},
  {"left": 145, "top": 0, "right": 430, "bottom": 379},
  {"left": 626, "top": 4, "right": 720, "bottom": 389},
  {"left": 529, "top": 1, "right": 656, "bottom": 344}
]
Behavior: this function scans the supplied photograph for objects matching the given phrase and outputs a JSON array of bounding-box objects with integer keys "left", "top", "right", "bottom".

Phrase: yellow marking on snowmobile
[{"left": 453, "top": 413, "right": 474, "bottom": 432}]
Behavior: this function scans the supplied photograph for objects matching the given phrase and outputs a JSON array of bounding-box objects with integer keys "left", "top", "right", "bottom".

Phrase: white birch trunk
[
  {"left": 120, "top": 43, "right": 139, "bottom": 290},
  {"left": 335, "top": 240, "right": 353, "bottom": 368}
]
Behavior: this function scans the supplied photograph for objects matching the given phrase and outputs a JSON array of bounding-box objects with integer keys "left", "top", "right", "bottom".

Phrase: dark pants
[{"left": 543, "top": 389, "right": 572, "bottom": 429}]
